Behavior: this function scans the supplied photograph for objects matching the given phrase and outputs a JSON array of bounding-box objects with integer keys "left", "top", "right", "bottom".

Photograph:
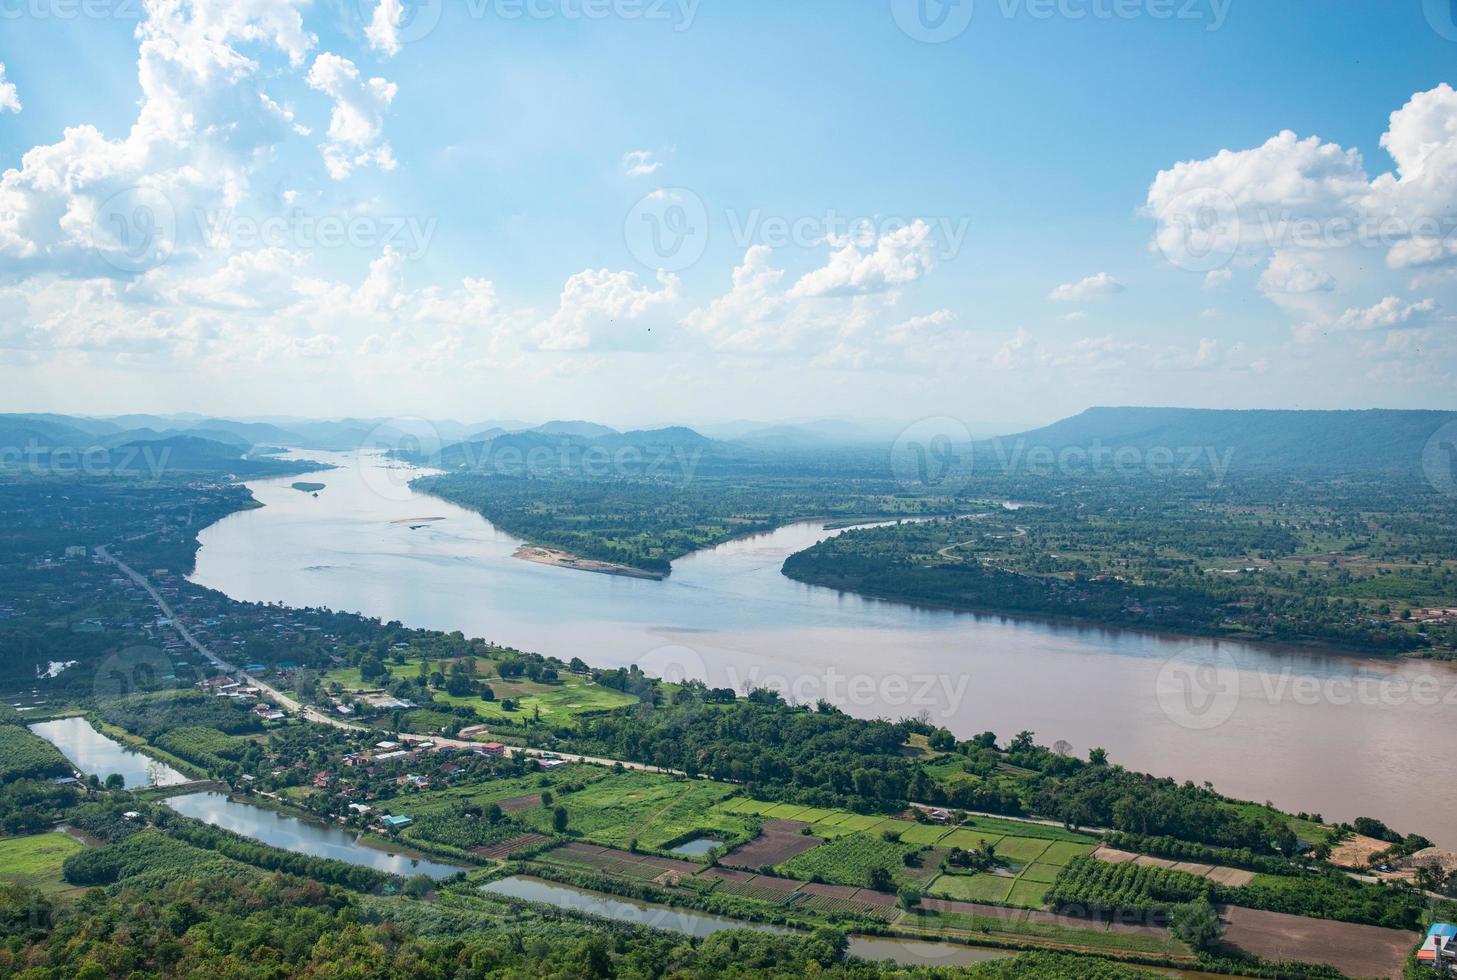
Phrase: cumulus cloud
[
  {"left": 0, "top": 63, "right": 19, "bottom": 114},
  {"left": 1297, "top": 296, "right": 1439, "bottom": 341},
  {"left": 1204, "top": 268, "right": 1232, "bottom": 289},
  {"left": 1048, "top": 272, "right": 1124, "bottom": 302},
  {"left": 365, "top": 0, "right": 404, "bottom": 56},
  {"left": 1147, "top": 84, "right": 1457, "bottom": 326},
  {"left": 305, "top": 53, "right": 397, "bottom": 179},
  {"left": 533, "top": 268, "right": 680, "bottom": 351},
  {"left": 0, "top": 0, "right": 313, "bottom": 278},
  {"left": 1258, "top": 251, "right": 1335, "bottom": 296},
  {"left": 622, "top": 150, "right": 663, "bottom": 177},
  {"left": 789, "top": 221, "right": 934, "bottom": 298}
]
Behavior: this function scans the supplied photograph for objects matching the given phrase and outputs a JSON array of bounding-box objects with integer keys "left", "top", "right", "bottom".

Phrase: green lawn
[{"left": 0, "top": 832, "right": 87, "bottom": 895}]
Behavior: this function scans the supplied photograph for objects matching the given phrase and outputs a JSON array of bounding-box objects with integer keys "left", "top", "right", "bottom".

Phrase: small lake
[
  {"left": 28, "top": 716, "right": 189, "bottom": 789},
  {"left": 165, "top": 791, "right": 466, "bottom": 880},
  {"left": 669, "top": 837, "right": 724, "bottom": 856},
  {"left": 481, "top": 875, "right": 1009, "bottom": 967}
]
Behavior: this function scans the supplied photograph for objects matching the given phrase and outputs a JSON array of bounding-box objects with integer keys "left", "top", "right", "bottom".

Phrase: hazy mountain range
[{"left": 2, "top": 408, "right": 1453, "bottom": 477}]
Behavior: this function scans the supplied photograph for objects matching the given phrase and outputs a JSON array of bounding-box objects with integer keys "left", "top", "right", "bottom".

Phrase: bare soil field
[
  {"left": 473, "top": 833, "right": 550, "bottom": 859},
  {"left": 1219, "top": 904, "right": 1415, "bottom": 980},
  {"left": 721, "top": 819, "right": 821, "bottom": 867},
  {"left": 1328, "top": 834, "right": 1390, "bottom": 870}
]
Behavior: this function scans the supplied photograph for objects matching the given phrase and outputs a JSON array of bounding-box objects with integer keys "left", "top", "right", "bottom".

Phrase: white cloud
[
  {"left": 0, "top": 0, "right": 313, "bottom": 277},
  {"left": 1297, "top": 296, "right": 1439, "bottom": 341},
  {"left": 365, "top": 0, "right": 404, "bottom": 56},
  {"left": 1048, "top": 272, "right": 1124, "bottom": 302},
  {"left": 1148, "top": 84, "right": 1457, "bottom": 326},
  {"left": 1258, "top": 251, "right": 1334, "bottom": 296},
  {"left": 305, "top": 53, "right": 398, "bottom": 179},
  {"left": 789, "top": 220, "right": 934, "bottom": 298},
  {"left": 533, "top": 268, "right": 680, "bottom": 351},
  {"left": 622, "top": 150, "right": 663, "bottom": 178},
  {"left": 1203, "top": 268, "right": 1232, "bottom": 289},
  {"left": 0, "top": 62, "right": 19, "bottom": 114},
  {"left": 1059, "top": 311, "right": 1087, "bottom": 322}
]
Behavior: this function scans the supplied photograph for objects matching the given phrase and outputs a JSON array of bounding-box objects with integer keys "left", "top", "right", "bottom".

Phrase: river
[{"left": 191, "top": 451, "right": 1457, "bottom": 844}]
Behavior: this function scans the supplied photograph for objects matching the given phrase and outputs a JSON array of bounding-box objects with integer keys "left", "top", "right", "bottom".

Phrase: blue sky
[{"left": 0, "top": 0, "right": 1454, "bottom": 430}]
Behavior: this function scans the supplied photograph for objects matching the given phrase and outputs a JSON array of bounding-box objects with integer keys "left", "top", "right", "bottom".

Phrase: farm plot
[
  {"left": 780, "top": 832, "right": 918, "bottom": 888},
  {"left": 473, "top": 833, "right": 550, "bottom": 860},
  {"left": 1220, "top": 904, "right": 1415, "bottom": 980},
  {"left": 536, "top": 843, "right": 702, "bottom": 883},
  {"left": 721, "top": 819, "right": 820, "bottom": 867},
  {"left": 695, "top": 867, "right": 801, "bottom": 904},
  {"left": 899, "top": 824, "right": 952, "bottom": 845},
  {"left": 941, "top": 829, "right": 1004, "bottom": 850},
  {"left": 991, "top": 836, "right": 1051, "bottom": 865},
  {"left": 928, "top": 873, "right": 1015, "bottom": 904}
]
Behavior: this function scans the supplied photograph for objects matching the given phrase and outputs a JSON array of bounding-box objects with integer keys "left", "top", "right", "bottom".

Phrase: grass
[
  {"left": 993, "top": 837, "right": 1051, "bottom": 864},
  {"left": 898, "top": 908, "right": 1190, "bottom": 957},
  {"left": 399, "top": 768, "right": 753, "bottom": 851},
  {"left": 899, "top": 824, "right": 953, "bottom": 845},
  {"left": 322, "top": 656, "right": 636, "bottom": 724},
  {"left": 0, "top": 832, "right": 87, "bottom": 895},
  {"left": 942, "top": 829, "right": 1005, "bottom": 850},
  {"left": 1007, "top": 878, "right": 1052, "bottom": 907},
  {"left": 928, "top": 872, "right": 1014, "bottom": 903}
]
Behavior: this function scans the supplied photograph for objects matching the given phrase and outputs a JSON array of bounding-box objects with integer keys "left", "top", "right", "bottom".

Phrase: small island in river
[
  {"left": 513, "top": 544, "right": 665, "bottom": 580},
  {"left": 291, "top": 482, "right": 326, "bottom": 494}
]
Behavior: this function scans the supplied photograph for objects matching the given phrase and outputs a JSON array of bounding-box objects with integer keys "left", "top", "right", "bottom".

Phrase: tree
[
  {"left": 867, "top": 867, "right": 893, "bottom": 891},
  {"left": 1171, "top": 900, "right": 1223, "bottom": 951},
  {"left": 552, "top": 806, "right": 569, "bottom": 833},
  {"left": 103, "top": 773, "right": 124, "bottom": 791},
  {"left": 897, "top": 885, "right": 921, "bottom": 910},
  {"left": 404, "top": 874, "right": 432, "bottom": 899}
]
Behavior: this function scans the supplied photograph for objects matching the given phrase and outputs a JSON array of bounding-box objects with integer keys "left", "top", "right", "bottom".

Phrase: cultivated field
[{"left": 1219, "top": 904, "right": 1415, "bottom": 979}]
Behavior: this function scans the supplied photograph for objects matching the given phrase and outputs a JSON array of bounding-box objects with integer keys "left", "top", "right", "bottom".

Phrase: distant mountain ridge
[{"left": 990, "top": 407, "right": 1457, "bottom": 475}]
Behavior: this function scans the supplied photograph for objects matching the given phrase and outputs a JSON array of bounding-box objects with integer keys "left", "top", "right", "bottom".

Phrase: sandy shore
[{"left": 513, "top": 545, "right": 664, "bottom": 580}]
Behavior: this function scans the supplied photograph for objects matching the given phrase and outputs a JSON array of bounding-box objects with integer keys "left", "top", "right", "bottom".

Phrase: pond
[
  {"left": 165, "top": 791, "right": 466, "bottom": 880},
  {"left": 28, "top": 715, "right": 189, "bottom": 789},
  {"left": 669, "top": 837, "right": 725, "bottom": 856}
]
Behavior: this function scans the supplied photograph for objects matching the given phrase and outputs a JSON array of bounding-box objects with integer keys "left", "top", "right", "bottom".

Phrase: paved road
[{"left": 97, "top": 545, "right": 681, "bottom": 775}]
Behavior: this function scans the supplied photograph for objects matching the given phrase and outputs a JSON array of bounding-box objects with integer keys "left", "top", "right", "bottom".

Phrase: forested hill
[{"left": 991, "top": 407, "right": 1457, "bottom": 475}]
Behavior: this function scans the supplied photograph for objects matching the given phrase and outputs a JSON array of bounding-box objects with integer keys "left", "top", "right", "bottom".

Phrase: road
[{"left": 97, "top": 545, "right": 681, "bottom": 775}]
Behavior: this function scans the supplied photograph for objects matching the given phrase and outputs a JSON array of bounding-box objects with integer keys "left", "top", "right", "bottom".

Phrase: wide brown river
[{"left": 191, "top": 452, "right": 1457, "bottom": 845}]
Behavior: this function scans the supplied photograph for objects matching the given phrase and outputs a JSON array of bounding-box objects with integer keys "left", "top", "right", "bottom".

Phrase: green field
[
  {"left": 398, "top": 767, "right": 753, "bottom": 851},
  {"left": 0, "top": 832, "right": 87, "bottom": 895},
  {"left": 928, "top": 872, "right": 1014, "bottom": 903},
  {"left": 322, "top": 656, "right": 637, "bottom": 724},
  {"left": 779, "top": 832, "right": 919, "bottom": 888}
]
